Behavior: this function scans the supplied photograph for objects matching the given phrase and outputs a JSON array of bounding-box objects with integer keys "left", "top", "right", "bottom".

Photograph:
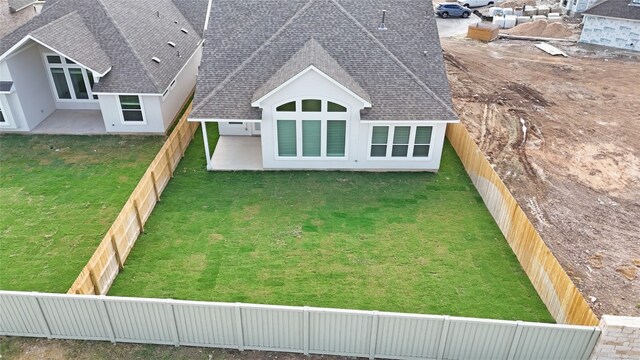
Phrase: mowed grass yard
[
  {"left": 0, "top": 135, "right": 163, "bottom": 292},
  {"left": 109, "top": 125, "right": 553, "bottom": 322}
]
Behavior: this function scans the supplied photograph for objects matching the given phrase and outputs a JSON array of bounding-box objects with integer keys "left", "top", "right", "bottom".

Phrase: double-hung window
[
  {"left": 0, "top": 105, "right": 5, "bottom": 124},
  {"left": 44, "top": 54, "right": 98, "bottom": 101},
  {"left": 275, "top": 99, "right": 347, "bottom": 159},
  {"left": 118, "top": 95, "right": 145, "bottom": 123},
  {"left": 370, "top": 125, "right": 434, "bottom": 158}
]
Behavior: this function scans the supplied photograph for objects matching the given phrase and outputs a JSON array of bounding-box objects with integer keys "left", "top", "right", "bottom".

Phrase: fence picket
[
  {"left": 0, "top": 291, "right": 599, "bottom": 360},
  {"left": 445, "top": 123, "right": 598, "bottom": 326}
]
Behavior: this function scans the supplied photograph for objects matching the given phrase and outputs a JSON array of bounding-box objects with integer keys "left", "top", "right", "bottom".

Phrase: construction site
[{"left": 441, "top": 26, "right": 639, "bottom": 317}]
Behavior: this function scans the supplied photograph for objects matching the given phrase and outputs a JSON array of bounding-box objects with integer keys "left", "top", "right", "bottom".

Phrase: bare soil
[
  {"left": 441, "top": 37, "right": 640, "bottom": 317},
  {"left": 0, "top": 337, "right": 348, "bottom": 360}
]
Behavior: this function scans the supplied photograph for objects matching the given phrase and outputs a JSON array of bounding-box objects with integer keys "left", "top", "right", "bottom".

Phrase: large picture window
[
  {"left": 119, "top": 95, "right": 145, "bottom": 123},
  {"left": 370, "top": 125, "right": 433, "bottom": 159},
  {"left": 275, "top": 99, "right": 348, "bottom": 159},
  {"left": 44, "top": 54, "right": 97, "bottom": 101}
]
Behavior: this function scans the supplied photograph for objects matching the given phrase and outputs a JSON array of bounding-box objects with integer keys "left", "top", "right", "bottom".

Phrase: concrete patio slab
[
  {"left": 32, "top": 110, "right": 106, "bottom": 135},
  {"left": 210, "top": 136, "right": 263, "bottom": 171}
]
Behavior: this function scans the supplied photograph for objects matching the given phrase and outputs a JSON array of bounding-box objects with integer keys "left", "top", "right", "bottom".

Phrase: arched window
[{"left": 274, "top": 99, "right": 348, "bottom": 159}]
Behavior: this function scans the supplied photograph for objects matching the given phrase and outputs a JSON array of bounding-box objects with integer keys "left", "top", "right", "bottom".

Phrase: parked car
[
  {"left": 457, "top": 0, "right": 495, "bottom": 8},
  {"left": 435, "top": 3, "right": 472, "bottom": 18}
]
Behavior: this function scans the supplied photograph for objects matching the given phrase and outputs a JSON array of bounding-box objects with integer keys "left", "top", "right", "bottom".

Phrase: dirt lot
[{"left": 441, "top": 37, "right": 640, "bottom": 317}]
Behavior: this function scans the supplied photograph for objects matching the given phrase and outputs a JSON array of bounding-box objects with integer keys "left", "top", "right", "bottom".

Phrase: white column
[{"left": 201, "top": 121, "right": 212, "bottom": 170}]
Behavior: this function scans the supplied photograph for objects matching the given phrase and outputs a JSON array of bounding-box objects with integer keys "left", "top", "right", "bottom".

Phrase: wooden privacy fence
[
  {"left": 67, "top": 106, "right": 199, "bottom": 295},
  {"left": 0, "top": 291, "right": 600, "bottom": 360},
  {"left": 446, "top": 123, "right": 599, "bottom": 326}
]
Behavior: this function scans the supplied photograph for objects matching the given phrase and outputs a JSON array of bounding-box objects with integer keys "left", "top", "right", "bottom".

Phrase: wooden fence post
[
  {"left": 165, "top": 150, "right": 174, "bottom": 178},
  {"left": 132, "top": 199, "right": 144, "bottom": 234},
  {"left": 89, "top": 268, "right": 102, "bottom": 295},
  {"left": 110, "top": 234, "right": 124, "bottom": 270},
  {"left": 150, "top": 171, "right": 161, "bottom": 202},
  {"left": 177, "top": 129, "right": 185, "bottom": 157}
]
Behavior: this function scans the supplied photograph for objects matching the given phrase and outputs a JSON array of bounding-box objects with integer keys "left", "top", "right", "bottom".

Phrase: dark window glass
[
  {"left": 327, "top": 102, "right": 347, "bottom": 112},
  {"left": 50, "top": 68, "right": 71, "bottom": 99},
  {"left": 276, "top": 101, "right": 296, "bottom": 112},
  {"left": 302, "top": 99, "right": 322, "bottom": 112}
]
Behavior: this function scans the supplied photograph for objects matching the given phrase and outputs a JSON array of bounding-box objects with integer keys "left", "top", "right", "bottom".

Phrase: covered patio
[
  {"left": 32, "top": 110, "right": 106, "bottom": 135},
  {"left": 208, "top": 135, "right": 263, "bottom": 171}
]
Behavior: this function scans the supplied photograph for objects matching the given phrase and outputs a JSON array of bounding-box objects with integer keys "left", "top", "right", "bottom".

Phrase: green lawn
[
  {"left": 109, "top": 124, "right": 553, "bottom": 322},
  {"left": 0, "top": 135, "right": 163, "bottom": 292}
]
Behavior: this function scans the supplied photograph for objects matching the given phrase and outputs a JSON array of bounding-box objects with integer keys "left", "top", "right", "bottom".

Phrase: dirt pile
[
  {"left": 499, "top": 0, "right": 537, "bottom": 8},
  {"left": 505, "top": 20, "right": 572, "bottom": 38}
]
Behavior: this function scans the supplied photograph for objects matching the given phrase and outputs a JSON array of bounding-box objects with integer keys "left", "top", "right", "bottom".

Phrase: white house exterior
[
  {"left": 562, "top": 0, "right": 600, "bottom": 14},
  {"left": 579, "top": 0, "right": 640, "bottom": 51},
  {"left": 190, "top": 0, "right": 459, "bottom": 172},
  {"left": 0, "top": 0, "right": 210, "bottom": 134}
]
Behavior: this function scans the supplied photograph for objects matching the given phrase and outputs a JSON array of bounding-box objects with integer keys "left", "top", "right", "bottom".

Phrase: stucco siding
[
  {"left": 159, "top": 44, "right": 202, "bottom": 130},
  {"left": 580, "top": 16, "right": 640, "bottom": 51},
  {"left": 3, "top": 43, "right": 56, "bottom": 131},
  {"left": 250, "top": 70, "right": 448, "bottom": 172},
  {"left": 99, "top": 94, "right": 165, "bottom": 134}
]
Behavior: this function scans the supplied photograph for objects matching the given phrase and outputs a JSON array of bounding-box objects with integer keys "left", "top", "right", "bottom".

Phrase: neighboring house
[
  {"left": 579, "top": 0, "right": 640, "bottom": 51},
  {"left": 0, "top": 0, "right": 210, "bottom": 134},
  {"left": 562, "top": 0, "right": 600, "bottom": 14},
  {"left": 8, "top": 0, "right": 44, "bottom": 13},
  {"left": 189, "top": 0, "right": 459, "bottom": 172}
]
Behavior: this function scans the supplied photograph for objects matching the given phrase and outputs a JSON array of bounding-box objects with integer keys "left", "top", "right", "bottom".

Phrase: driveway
[{"left": 436, "top": 14, "right": 481, "bottom": 38}]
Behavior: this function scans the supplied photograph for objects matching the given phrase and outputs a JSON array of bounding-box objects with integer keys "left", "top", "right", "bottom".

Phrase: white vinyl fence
[{"left": 0, "top": 291, "right": 600, "bottom": 360}]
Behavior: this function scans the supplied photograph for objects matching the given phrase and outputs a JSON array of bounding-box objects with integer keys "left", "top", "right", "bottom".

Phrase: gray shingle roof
[
  {"left": 0, "top": 81, "right": 13, "bottom": 92},
  {"left": 30, "top": 11, "right": 111, "bottom": 74},
  {"left": 0, "top": 0, "right": 206, "bottom": 94},
  {"left": 8, "top": 0, "right": 38, "bottom": 12},
  {"left": 191, "top": 0, "right": 457, "bottom": 121},
  {"left": 583, "top": 0, "right": 640, "bottom": 20},
  {"left": 252, "top": 39, "right": 372, "bottom": 105},
  {"left": 171, "top": 0, "right": 210, "bottom": 36}
]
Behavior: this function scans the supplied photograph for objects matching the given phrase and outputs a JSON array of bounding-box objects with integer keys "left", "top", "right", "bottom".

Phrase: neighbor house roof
[
  {"left": 0, "top": 0, "right": 206, "bottom": 94},
  {"left": 583, "top": 0, "right": 640, "bottom": 21},
  {"left": 8, "top": 0, "right": 39, "bottom": 12},
  {"left": 191, "top": 0, "right": 458, "bottom": 122},
  {"left": 29, "top": 11, "right": 111, "bottom": 74}
]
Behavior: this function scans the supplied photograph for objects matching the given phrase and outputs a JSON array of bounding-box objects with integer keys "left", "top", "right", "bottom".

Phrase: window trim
[
  {"left": 0, "top": 95, "right": 13, "bottom": 128},
  {"left": 367, "top": 124, "right": 434, "bottom": 161},
  {"left": 42, "top": 52, "right": 98, "bottom": 102},
  {"left": 117, "top": 95, "right": 147, "bottom": 125},
  {"left": 273, "top": 98, "right": 349, "bottom": 160}
]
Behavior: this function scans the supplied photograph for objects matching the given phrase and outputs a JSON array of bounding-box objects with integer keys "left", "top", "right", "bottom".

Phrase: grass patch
[
  {"left": 109, "top": 124, "right": 553, "bottom": 322},
  {"left": 0, "top": 135, "right": 163, "bottom": 292}
]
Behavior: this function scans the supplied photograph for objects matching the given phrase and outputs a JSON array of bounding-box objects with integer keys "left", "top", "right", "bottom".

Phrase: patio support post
[{"left": 201, "top": 121, "right": 212, "bottom": 170}]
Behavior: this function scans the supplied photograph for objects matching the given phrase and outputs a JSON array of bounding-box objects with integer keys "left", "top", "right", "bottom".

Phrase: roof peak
[{"left": 252, "top": 38, "right": 372, "bottom": 105}]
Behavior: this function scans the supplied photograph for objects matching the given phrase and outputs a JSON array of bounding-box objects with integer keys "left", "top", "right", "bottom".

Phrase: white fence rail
[{"left": 0, "top": 291, "right": 600, "bottom": 360}]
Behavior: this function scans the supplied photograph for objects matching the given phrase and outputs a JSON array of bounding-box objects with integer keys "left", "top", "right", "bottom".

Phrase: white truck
[{"left": 457, "top": 0, "right": 498, "bottom": 8}]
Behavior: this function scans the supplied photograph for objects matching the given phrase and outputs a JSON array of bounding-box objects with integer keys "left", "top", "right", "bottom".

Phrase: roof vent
[
  {"left": 156, "top": 11, "right": 160, "bottom": 18},
  {"left": 378, "top": 10, "right": 387, "bottom": 31},
  {"left": 174, "top": 20, "right": 178, "bottom": 24},
  {"left": 152, "top": 57, "right": 161, "bottom": 63},
  {"left": 180, "top": 28, "right": 188, "bottom": 34},
  {"left": 168, "top": 41, "right": 176, "bottom": 47}
]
